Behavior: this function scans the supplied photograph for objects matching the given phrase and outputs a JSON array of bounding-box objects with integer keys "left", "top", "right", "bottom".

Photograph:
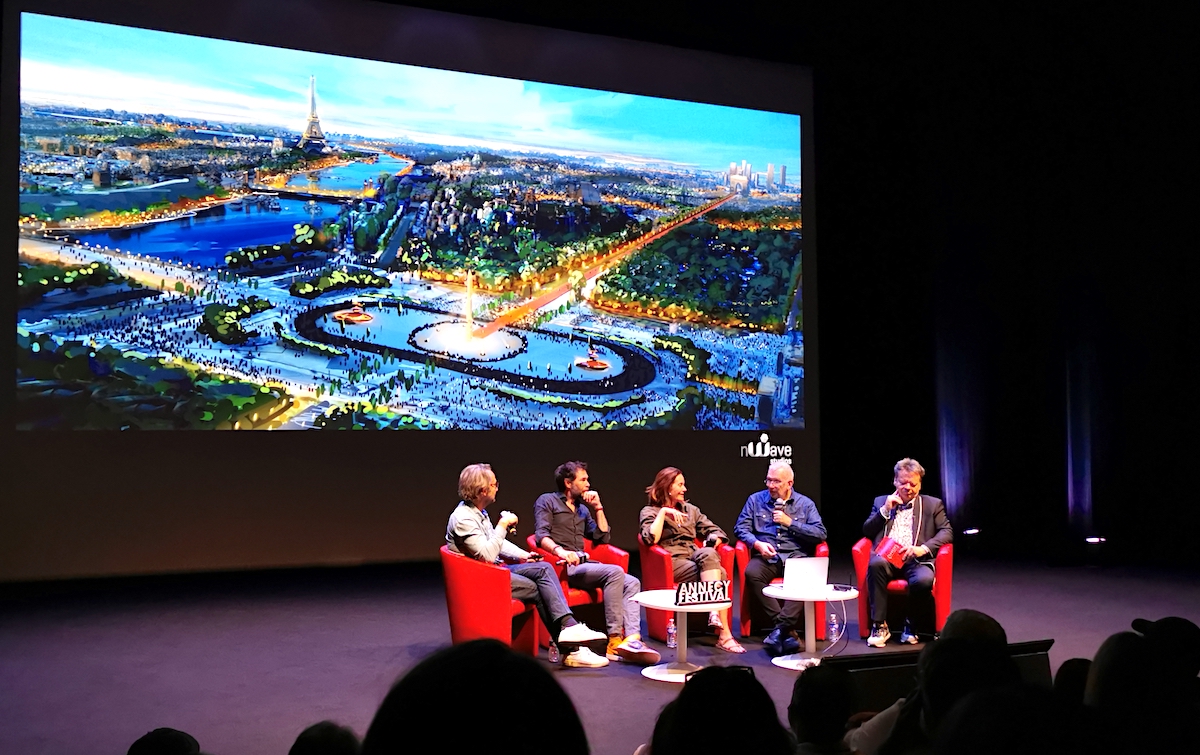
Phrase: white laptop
[{"left": 783, "top": 556, "right": 830, "bottom": 593}]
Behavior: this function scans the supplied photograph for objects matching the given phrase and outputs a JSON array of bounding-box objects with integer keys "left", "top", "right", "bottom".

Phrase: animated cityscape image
[{"left": 16, "top": 14, "right": 804, "bottom": 430}]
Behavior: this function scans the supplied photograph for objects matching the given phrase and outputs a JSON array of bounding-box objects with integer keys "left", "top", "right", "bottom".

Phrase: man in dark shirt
[
  {"left": 735, "top": 459, "right": 828, "bottom": 656},
  {"left": 534, "top": 461, "right": 659, "bottom": 665}
]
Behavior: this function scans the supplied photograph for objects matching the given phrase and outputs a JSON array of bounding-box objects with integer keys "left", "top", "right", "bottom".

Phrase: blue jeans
[
  {"left": 566, "top": 561, "right": 642, "bottom": 638},
  {"left": 507, "top": 561, "right": 571, "bottom": 641}
]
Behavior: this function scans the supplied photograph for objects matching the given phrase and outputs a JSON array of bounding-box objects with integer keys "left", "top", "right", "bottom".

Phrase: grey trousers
[{"left": 566, "top": 561, "right": 642, "bottom": 638}]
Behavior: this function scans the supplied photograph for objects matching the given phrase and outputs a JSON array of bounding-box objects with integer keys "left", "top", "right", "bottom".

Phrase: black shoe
[
  {"left": 763, "top": 627, "right": 784, "bottom": 657},
  {"left": 781, "top": 631, "right": 801, "bottom": 655}
]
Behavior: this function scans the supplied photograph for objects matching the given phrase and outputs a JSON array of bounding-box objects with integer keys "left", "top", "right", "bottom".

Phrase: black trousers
[
  {"left": 743, "top": 554, "right": 805, "bottom": 632},
  {"left": 867, "top": 554, "right": 934, "bottom": 627}
]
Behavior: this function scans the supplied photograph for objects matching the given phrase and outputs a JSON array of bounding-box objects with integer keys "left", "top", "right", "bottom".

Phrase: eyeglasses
[{"left": 765, "top": 478, "right": 788, "bottom": 485}]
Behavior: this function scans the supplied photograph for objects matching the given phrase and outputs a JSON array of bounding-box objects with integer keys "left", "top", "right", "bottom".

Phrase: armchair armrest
[
  {"left": 525, "top": 534, "right": 568, "bottom": 583},
  {"left": 587, "top": 542, "right": 630, "bottom": 572},
  {"left": 638, "top": 541, "right": 676, "bottom": 590}
]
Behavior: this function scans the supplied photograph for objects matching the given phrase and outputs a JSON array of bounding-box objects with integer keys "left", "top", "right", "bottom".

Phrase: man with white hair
[{"left": 735, "top": 459, "right": 828, "bottom": 657}]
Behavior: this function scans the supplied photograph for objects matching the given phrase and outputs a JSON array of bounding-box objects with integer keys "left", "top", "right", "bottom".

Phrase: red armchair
[
  {"left": 525, "top": 534, "right": 630, "bottom": 606},
  {"left": 851, "top": 538, "right": 954, "bottom": 637},
  {"left": 439, "top": 545, "right": 540, "bottom": 654},
  {"left": 638, "top": 538, "right": 736, "bottom": 642},
  {"left": 525, "top": 535, "right": 630, "bottom": 644},
  {"left": 734, "top": 540, "right": 829, "bottom": 640}
]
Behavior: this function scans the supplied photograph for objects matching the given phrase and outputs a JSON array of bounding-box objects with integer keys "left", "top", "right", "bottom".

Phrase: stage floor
[{"left": 2, "top": 556, "right": 1197, "bottom": 755}]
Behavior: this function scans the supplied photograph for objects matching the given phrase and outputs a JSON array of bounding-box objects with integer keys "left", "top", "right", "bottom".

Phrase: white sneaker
[
  {"left": 558, "top": 622, "right": 606, "bottom": 644},
  {"left": 866, "top": 623, "right": 891, "bottom": 648},
  {"left": 563, "top": 646, "right": 609, "bottom": 668},
  {"left": 613, "top": 637, "right": 661, "bottom": 665}
]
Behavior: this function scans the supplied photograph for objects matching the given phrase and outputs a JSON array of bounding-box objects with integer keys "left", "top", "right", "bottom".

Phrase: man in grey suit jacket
[{"left": 863, "top": 458, "right": 953, "bottom": 647}]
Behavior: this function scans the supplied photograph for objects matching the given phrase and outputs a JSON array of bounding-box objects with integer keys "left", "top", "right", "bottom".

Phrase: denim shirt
[{"left": 734, "top": 489, "right": 827, "bottom": 559}]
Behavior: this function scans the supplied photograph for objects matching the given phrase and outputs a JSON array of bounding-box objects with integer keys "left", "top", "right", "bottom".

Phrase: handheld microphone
[{"left": 774, "top": 499, "right": 786, "bottom": 512}]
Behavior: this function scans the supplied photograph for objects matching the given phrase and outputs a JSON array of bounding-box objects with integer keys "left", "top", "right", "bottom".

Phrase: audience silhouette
[
  {"left": 289, "top": 720, "right": 360, "bottom": 755},
  {"left": 360, "top": 639, "right": 588, "bottom": 755},
  {"left": 645, "top": 665, "right": 791, "bottom": 755},
  {"left": 122, "top": 613, "right": 1200, "bottom": 755}
]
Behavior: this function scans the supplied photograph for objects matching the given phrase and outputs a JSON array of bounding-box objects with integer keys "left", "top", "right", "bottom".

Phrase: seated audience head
[
  {"left": 788, "top": 664, "right": 858, "bottom": 746},
  {"left": 1085, "top": 627, "right": 1195, "bottom": 751},
  {"left": 127, "top": 728, "right": 200, "bottom": 755},
  {"left": 361, "top": 639, "right": 587, "bottom": 755},
  {"left": 917, "top": 638, "right": 1021, "bottom": 738},
  {"left": 933, "top": 684, "right": 1078, "bottom": 755},
  {"left": 1083, "top": 631, "right": 1161, "bottom": 712},
  {"left": 938, "top": 608, "right": 1007, "bottom": 645},
  {"left": 289, "top": 721, "right": 360, "bottom": 755},
  {"left": 457, "top": 463, "right": 496, "bottom": 506},
  {"left": 1132, "top": 616, "right": 1200, "bottom": 687},
  {"left": 1052, "top": 658, "right": 1092, "bottom": 708},
  {"left": 645, "top": 467, "right": 684, "bottom": 507},
  {"left": 651, "top": 666, "right": 791, "bottom": 755},
  {"left": 641, "top": 699, "right": 678, "bottom": 755}
]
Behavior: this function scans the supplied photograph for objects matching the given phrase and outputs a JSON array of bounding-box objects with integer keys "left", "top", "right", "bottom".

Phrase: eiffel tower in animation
[{"left": 298, "top": 75, "right": 327, "bottom": 152}]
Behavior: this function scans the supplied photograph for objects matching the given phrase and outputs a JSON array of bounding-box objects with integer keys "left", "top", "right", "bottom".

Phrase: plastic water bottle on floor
[
  {"left": 828, "top": 612, "right": 841, "bottom": 643},
  {"left": 666, "top": 618, "right": 678, "bottom": 649},
  {"left": 548, "top": 641, "right": 560, "bottom": 663}
]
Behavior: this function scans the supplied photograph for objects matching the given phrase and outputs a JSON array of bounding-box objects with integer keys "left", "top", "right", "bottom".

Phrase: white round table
[
  {"left": 761, "top": 584, "right": 859, "bottom": 670},
  {"left": 633, "top": 588, "right": 732, "bottom": 683}
]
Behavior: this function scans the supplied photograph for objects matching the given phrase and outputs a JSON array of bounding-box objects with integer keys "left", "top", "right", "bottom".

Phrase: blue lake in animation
[
  {"left": 70, "top": 156, "right": 411, "bottom": 268},
  {"left": 285, "top": 155, "right": 410, "bottom": 191},
  {"left": 70, "top": 198, "right": 342, "bottom": 268}
]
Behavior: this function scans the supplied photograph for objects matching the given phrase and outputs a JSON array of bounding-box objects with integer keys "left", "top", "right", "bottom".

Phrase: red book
[{"left": 875, "top": 537, "right": 907, "bottom": 567}]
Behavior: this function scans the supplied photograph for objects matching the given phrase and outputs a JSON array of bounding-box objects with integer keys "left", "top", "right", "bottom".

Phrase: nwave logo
[{"left": 741, "top": 433, "right": 792, "bottom": 461}]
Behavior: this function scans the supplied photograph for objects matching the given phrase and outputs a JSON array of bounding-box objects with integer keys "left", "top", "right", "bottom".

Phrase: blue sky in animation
[{"left": 20, "top": 13, "right": 800, "bottom": 175}]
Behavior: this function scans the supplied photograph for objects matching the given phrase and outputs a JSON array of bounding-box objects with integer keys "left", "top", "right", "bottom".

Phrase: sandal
[
  {"left": 708, "top": 611, "right": 724, "bottom": 631},
  {"left": 715, "top": 636, "right": 746, "bottom": 654}
]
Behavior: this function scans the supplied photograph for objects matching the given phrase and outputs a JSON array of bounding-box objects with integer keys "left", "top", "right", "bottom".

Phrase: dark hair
[
  {"left": 127, "top": 728, "right": 200, "bottom": 755},
  {"left": 918, "top": 639, "right": 1021, "bottom": 734},
  {"left": 789, "top": 664, "right": 858, "bottom": 745},
  {"left": 1052, "top": 657, "right": 1092, "bottom": 709},
  {"left": 362, "top": 640, "right": 588, "bottom": 755},
  {"left": 651, "top": 666, "right": 790, "bottom": 755},
  {"left": 645, "top": 467, "right": 683, "bottom": 507},
  {"left": 939, "top": 609, "right": 1008, "bottom": 645},
  {"left": 289, "top": 721, "right": 360, "bottom": 755},
  {"left": 934, "top": 685, "right": 1076, "bottom": 755},
  {"left": 555, "top": 461, "right": 588, "bottom": 492}
]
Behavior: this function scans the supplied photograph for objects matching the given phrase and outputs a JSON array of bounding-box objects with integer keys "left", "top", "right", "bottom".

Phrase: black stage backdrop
[{"left": 3, "top": 1, "right": 1193, "bottom": 580}]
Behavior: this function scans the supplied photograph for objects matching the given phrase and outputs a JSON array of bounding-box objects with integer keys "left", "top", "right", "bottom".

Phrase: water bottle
[
  {"left": 666, "top": 618, "right": 678, "bottom": 649},
  {"left": 548, "top": 641, "right": 560, "bottom": 663},
  {"left": 828, "top": 612, "right": 841, "bottom": 643}
]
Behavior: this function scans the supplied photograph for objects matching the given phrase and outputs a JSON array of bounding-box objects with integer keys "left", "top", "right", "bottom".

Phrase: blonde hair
[{"left": 458, "top": 463, "right": 494, "bottom": 502}]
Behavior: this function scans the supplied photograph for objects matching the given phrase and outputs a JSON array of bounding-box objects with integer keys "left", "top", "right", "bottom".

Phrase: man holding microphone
[{"left": 735, "top": 459, "right": 828, "bottom": 657}]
